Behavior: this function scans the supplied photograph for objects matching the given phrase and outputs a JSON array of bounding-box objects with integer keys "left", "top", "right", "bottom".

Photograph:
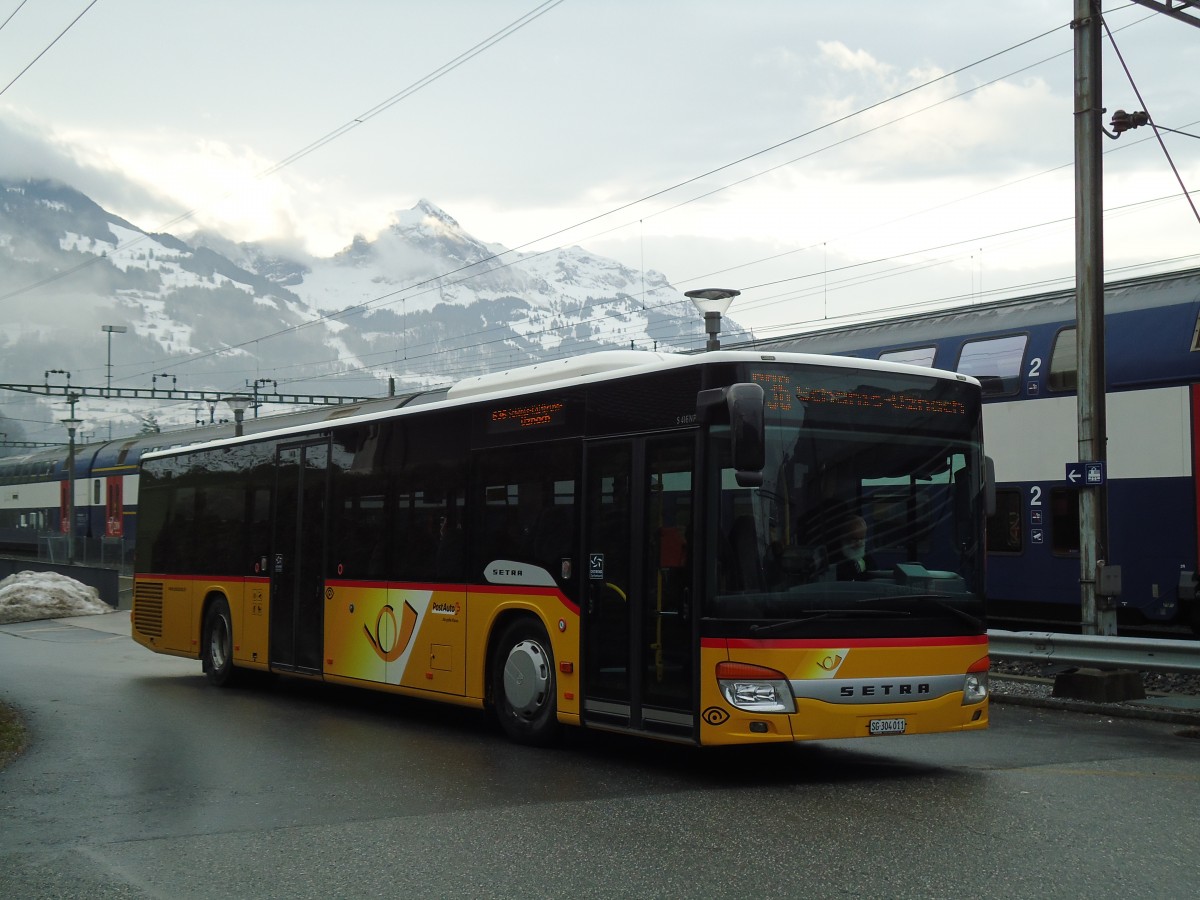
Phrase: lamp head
[
  {"left": 223, "top": 394, "right": 252, "bottom": 416},
  {"left": 685, "top": 288, "right": 740, "bottom": 317}
]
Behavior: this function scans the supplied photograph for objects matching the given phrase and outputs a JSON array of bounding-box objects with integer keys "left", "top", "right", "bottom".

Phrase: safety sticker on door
[{"left": 589, "top": 553, "right": 604, "bottom": 580}]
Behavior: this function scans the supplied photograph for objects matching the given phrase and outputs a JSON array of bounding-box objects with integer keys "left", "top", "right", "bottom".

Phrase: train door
[
  {"left": 59, "top": 481, "right": 69, "bottom": 533},
  {"left": 582, "top": 434, "right": 696, "bottom": 738},
  {"left": 105, "top": 475, "right": 124, "bottom": 537},
  {"left": 271, "top": 439, "right": 329, "bottom": 674}
]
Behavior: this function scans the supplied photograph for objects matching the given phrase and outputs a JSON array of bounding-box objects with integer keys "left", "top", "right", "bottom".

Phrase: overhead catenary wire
[
  {"left": 0, "top": 0, "right": 30, "bottom": 37},
  {"left": 259, "top": 0, "right": 567, "bottom": 179},
  {"left": 0, "top": 0, "right": 569, "bottom": 305},
  {"left": 239, "top": 189, "right": 1200, "bottom": 395},
  {"left": 112, "top": 178, "right": 1194, "bottom": 400},
  {"left": 0, "top": 0, "right": 98, "bottom": 99},
  {"left": 7, "top": 10, "right": 1130, "bottom": 396},
  {"left": 180, "top": 12, "right": 1178, "bottom": 384},
  {"left": 9, "top": 8, "right": 1189, "bottom": 408},
  {"left": 113, "top": 19, "right": 1082, "bottom": 385}
]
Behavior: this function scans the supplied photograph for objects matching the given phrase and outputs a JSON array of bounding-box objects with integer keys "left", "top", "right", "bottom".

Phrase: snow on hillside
[
  {"left": 1, "top": 179, "right": 737, "bottom": 440},
  {"left": 286, "top": 200, "right": 703, "bottom": 355}
]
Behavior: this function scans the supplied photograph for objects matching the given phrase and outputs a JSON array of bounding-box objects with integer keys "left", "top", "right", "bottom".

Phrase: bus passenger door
[
  {"left": 271, "top": 440, "right": 329, "bottom": 674},
  {"left": 582, "top": 435, "right": 696, "bottom": 739}
]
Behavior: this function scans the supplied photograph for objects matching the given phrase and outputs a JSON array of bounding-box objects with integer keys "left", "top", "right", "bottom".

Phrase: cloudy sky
[{"left": 2, "top": 0, "right": 1197, "bottom": 337}]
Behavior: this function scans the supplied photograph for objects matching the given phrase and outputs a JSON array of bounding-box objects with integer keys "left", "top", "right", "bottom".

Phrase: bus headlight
[
  {"left": 962, "top": 658, "right": 989, "bottom": 705},
  {"left": 716, "top": 661, "right": 795, "bottom": 714}
]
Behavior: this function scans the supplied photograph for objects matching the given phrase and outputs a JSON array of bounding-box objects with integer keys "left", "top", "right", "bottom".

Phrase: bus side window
[{"left": 471, "top": 442, "right": 579, "bottom": 588}]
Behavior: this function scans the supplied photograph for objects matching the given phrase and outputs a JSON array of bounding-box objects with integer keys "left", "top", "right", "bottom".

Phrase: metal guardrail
[{"left": 988, "top": 629, "right": 1200, "bottom": 675}]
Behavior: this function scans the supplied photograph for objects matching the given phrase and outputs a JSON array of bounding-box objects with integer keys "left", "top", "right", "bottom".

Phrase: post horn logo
[
  {"left": 817, "top": 653, "right": 844, "bottom": 671},
  {"left": 364, "top": 601, "right": 418, "bottom": 662}
]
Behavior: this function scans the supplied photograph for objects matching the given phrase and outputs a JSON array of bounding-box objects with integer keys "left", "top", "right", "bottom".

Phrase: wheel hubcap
[
  {"left": 503, "top": 639, "right": 550, "bottom": 717},
  {"left": 210, "top": 616, "right": 230, "bottom": 670}
]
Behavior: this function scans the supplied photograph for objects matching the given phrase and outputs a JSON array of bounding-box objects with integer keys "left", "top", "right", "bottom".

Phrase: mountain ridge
[{"left": 0, "top": 177, "right": 747, "bottom": 441}]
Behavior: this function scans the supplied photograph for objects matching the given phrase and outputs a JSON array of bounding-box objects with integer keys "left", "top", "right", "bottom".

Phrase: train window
[
  {"left": 1047, "top": 327, "right": 1077, "bottom": 392},
  {"left": 116, "top": 440, "right": 138, "bottom": 465},
  {"left": 986, "top": 488, "right": 1022, "bottom": 553},
  {"left": 956, "top": 334, "right": 1026, "bottom": 395},
  {"left": 1192, "top": 310, "right": 1200, "bottom": 351},
  {"left": 879, "top": 346, "right": 936, "bottom": 367},
  {"left": 1050, "top": 488, "right": 1080, "bottom": 555}
]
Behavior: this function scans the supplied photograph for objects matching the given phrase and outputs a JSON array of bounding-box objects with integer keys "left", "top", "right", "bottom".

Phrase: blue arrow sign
[{"left": 1066, "top": 461, "right": 1106, "bottom": 486}]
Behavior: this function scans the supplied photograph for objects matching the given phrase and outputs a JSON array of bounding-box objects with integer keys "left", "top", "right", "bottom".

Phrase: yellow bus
[{"left": 132, "top": 349, "right": 991, "bottom": 746}]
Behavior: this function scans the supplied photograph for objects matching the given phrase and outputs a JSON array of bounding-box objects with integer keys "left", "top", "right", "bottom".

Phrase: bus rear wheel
[
  {"left": 202, "top": 597, "right": 239, "bottom": 687},
  {"left": 491, "top": 618, "right": 559, "bottom": 745}
]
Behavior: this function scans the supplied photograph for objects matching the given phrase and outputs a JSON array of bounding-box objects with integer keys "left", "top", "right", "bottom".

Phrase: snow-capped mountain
[{"left": 0, "top": 179, "right": 747, "bottom": 440}]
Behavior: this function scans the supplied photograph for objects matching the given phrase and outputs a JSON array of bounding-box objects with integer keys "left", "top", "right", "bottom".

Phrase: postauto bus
[{"left": 131, "top": 350, "right": 991, "bottom": 746}]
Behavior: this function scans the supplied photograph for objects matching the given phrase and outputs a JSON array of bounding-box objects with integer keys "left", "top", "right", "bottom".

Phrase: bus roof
[{"left": 138, "top": 349, "right": 979, "bottom": 462}]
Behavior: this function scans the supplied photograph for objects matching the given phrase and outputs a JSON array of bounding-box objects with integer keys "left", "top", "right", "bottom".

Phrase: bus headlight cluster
[
  {"left": 716, "top": 661, "right": 795, "bottom": 714},
  {"left": 962, "top": 658, "right": 989, "bottom": 705}
]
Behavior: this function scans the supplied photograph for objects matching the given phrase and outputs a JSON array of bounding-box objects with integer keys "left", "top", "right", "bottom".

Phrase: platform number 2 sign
[{"left": 1029, "top": 485, "right": 1044, "bottom": 545}]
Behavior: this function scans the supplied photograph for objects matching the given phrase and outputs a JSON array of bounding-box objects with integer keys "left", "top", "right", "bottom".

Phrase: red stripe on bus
[
  {"left": 704, "top": 635, "right": 988, "bottom": 650},
  {"left": 136, "top": 574, "right": 270, "bottom": 583}
]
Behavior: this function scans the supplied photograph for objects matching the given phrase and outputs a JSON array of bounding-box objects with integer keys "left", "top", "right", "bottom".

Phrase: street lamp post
[
  {"left": 100, "top": 325, "right": 127, "bottom": 397},
  {"left": 685, "top": 288, "right": 741, "bottom": 351},
  {"left": 61, "top": 413, "right": 82, "bottom": 564},
  {"left": 224, "top": 395, "right": 252, "bottom": 437}
]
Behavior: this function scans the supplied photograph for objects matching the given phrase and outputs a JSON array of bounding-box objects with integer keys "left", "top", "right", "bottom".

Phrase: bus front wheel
[
  {"left": 202, "top": 597, "right": 239, "bottom": 687},
  {"left": 491, "top": 617, "right": 559, "bottom": 745}
]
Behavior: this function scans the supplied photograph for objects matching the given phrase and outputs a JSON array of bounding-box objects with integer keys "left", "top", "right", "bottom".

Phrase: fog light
[{"left": 749, "top": 721, "right": 769, "bottom": 733}]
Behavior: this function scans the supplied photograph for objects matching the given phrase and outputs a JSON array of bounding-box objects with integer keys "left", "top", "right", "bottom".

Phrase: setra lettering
[{"left": 839, "top": 682, "right": 931, "bottom": 698}]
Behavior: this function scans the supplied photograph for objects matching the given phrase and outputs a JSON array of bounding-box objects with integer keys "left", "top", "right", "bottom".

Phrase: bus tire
[
  {"left": 202, "top": 597, "right": 239, "bottom": 688},
  {"left": 491, "top": 617, "right": 559, "bottom": 745}
]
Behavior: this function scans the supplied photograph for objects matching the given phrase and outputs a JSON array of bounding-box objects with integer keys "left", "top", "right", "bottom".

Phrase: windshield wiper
[{"left": 750, "top": 608, "right": 910, "bottom": 635}]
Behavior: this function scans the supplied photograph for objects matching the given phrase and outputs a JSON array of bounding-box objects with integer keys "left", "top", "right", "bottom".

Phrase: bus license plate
[{"left": 869, "top": 718, "right": 907, "bottom": 736}]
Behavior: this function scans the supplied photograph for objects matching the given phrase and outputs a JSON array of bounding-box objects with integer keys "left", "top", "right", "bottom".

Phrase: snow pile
[{"left": 0, "top": 571, "right": 111, "bottom": 624}]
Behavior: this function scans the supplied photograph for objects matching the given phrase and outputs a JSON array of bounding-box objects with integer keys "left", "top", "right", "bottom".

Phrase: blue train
[{"left": 748, "top": 266, "right": 1200, "bottom": 630}]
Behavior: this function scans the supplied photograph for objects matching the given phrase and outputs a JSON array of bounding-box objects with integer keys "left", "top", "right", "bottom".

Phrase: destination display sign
[
  {"left": 488, "top": 400, "right": 567, "bottom": 434},
  {"left": 749, "top": 371, "right": 968, "bottom": 418}
]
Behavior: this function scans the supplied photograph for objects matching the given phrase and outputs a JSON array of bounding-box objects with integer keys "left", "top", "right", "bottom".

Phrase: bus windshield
[{"left": 705, "top": 366, "right": 987, "bottom": 636}]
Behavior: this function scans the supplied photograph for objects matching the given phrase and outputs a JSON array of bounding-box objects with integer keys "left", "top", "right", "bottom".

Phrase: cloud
[
  {"left": 817, "top": 41, "right": 894, "bottom": 78},
  {"left": 0, "top": 110, "right": 175, "bottom": 223}
]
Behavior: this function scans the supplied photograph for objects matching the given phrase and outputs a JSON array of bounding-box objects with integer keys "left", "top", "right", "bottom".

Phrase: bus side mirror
[
  {"left": 697, "top": 383, "right": 766, "bottom": 487},
  {"left": 727, "top": 383, "right": 765, "bottom": 486},
  {"left": 985, "top": 456, "right": 996, "bottom": 518}
]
